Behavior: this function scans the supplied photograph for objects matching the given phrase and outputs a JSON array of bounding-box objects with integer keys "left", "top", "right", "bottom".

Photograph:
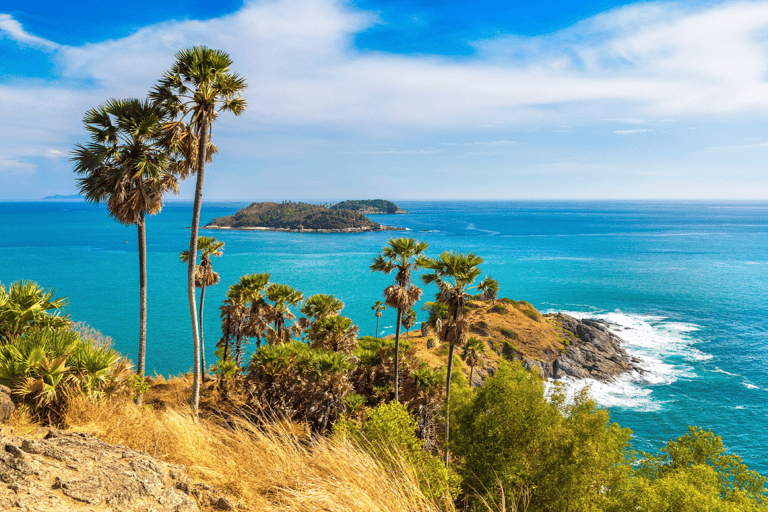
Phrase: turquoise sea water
[{"left": 1, "top": 200, "right": 767, "bottom": 471}]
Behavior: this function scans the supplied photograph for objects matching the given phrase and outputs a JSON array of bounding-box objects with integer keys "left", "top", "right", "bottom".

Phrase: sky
[{"left": 1, "top": 0, "right": 768, "bottom": 200}]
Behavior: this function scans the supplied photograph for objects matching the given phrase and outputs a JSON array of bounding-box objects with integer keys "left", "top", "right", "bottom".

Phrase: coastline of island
[{"left": 203, "top": 199, "right": 407, "bottom": 233}]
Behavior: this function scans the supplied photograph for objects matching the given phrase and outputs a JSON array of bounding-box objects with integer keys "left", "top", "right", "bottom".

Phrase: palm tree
[
  {"left": 73, "top": 98, "right": 179, "bottom": 390},
  {"left": 371, "top": 301, "right": 386, "bottom": 338},
  {"left": 0, "top": 281, "right": 70, "bottom": 342},
  {"left": 307, "top": 315, "right": 359, "bottom": 354},
  {"left": 461, "top": 336, "right": 485, "bottom": 387},
  {"left": 264, "top": 284, "right": 304, "bottom": 345},
  {"left": 151, "top": 46, "right": 247, "bottom": 415},
  {"left": 370, "top": 237, "right": 428, "bottom": 402},
  {"left": 180, "top": 236, "right": 224, "bottom": 377},
  {"left": 301, "top": 294, "right": 344, "bottom": 324},
  {"left": 422, "top": 251, "right": 487, "bottom": 465},
  {"left": 401, "top": 308, "right": 417, "bottom": 339},
  {"left": 477, "top": 276, "right": 500, "bottom": 304},
  {"left": 225, "top": 273, "right": 271, "bottom": 367}
]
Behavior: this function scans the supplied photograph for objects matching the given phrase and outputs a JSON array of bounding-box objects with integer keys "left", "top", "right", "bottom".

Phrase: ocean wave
[
  {"left": 547, "top": 310, "right": 709, "bottom": 410},
  {"left": 743, "top": 382, "right": 760, "bottom": 390}
]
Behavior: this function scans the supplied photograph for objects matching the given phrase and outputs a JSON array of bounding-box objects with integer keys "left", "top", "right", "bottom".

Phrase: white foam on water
[
  {"left": 743, "top": 382, "right": 759, "bottom": 390},
  {"left": 546, "top": 310, "right": 709, "bottom": 411},
  {"left": 713, "top": 367, "right": 738, "bottom": 377}
]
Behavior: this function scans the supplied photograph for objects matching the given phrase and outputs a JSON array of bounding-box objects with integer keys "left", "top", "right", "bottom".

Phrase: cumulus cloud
[{"left": 3, "top": 0, "right": 768, "bottom": 198}]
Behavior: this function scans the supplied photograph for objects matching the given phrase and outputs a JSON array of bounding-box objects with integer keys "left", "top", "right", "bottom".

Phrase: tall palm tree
[
  {"left": 370, "top": 237, "right": 428, "bottom": 402},
  {"left": 151, "top": 46, "right": 247, "bottom": 415},
  {"left": 180, "top": 236, "right": 225, "bottom": 377},
  {"left": 264, "top": 284, "right": 304, "bottom": 345},
  {"left": 371, "top": 300, "right": 385, "bottom": 338},
  {"left": 0, "top": 281, "right": 70, "bottom": 342},
  {"left": 307, "top": 315, "right": 359, "bottom": 354},
  {"left": 422, "top": 251, "right": 486, "bottom": 465},
  {"left": 73, "top": 98, "right": 179, "bottom": 389}
]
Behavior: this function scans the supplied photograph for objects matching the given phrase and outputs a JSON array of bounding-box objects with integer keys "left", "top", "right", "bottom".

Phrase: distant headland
[
  {"left": 204, "top": 200, "right": 406, "bottom": 233},
  {"left": 43, "top": 194, "right": 84, "bottom": 200}
]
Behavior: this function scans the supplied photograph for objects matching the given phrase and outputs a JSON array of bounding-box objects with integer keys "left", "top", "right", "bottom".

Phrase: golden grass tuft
[{"left": 63, "top": 393, "right": 447, "bottom": 512}]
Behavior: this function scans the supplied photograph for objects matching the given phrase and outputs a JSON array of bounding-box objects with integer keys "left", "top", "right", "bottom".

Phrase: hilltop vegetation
[
  {"left": 330, "top": 199, "right": 407, "bottom": 214},
  {"left": 205, "top": 201, "right": 401, "bottom": 231}
]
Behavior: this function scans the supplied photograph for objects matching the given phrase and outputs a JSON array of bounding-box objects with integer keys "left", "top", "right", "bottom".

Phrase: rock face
[
  {"left": 523, "top": 313, "right": 643, "bottom": 381},
  {"left": 0, "top": 428, "right": 201, "bottom": 511},
  {"left": 0, "top": 386, "right": 15, "bottom": 423}
]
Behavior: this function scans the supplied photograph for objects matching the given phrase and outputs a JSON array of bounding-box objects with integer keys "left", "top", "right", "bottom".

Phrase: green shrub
[
  {"left": 523, "top": 309, "right": 539, "bottom": 321},
  {"left": 499, "top": 327, "right": 518, "bottom": 340},
  {"left": 490, "top": 304, "right": 508, "bottom": 314},
  {"left": 335, "top": 401, "right": 461, "bottom": 505},
  {"left": 451, "top": 361, "right": 631, "bottom": 511}
]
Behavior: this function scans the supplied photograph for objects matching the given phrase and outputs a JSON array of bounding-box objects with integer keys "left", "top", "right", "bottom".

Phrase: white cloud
[
  {"left": 0, "top": 159, "right": 36, "bottom": 173},
  {"left": 45, "top": 149, "right": 64, "bottom": 158},
  {"left": 0, "top": 14, "right": 59, "bottom": 51},
  {"left": 3, "top": 0, "right": 768, "bottom": 199}
]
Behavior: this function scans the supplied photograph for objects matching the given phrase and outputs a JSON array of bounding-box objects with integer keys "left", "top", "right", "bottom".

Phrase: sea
[{"left": 1, "top": 200, "right": 767, "bottom": 471}]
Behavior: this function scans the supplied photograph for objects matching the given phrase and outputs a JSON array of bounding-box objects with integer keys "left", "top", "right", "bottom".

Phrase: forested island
[
  {"left": 330, "top": 199, "right": 407, "bottom": 214},
  {"left": 205, "top": 200, "right": 405, "bottom": 232}
]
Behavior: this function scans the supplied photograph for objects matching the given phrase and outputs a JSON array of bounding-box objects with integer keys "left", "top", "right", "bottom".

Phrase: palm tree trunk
[
  {"left": 394, "top": 308, "right": 403, "bottom": 403},
  {"left": 235, "top": 332, "right": 243, "bottom": 367},
  {"left": 375, "top": 317, "right": 379, "bottom": 338},
  {"left": 444, "top": 341, "right": 455, "bottom": 467},
  {"left": 188, "top": 116, "right": 210, "bottom": 416},
  {"left": 469, "top": 364, "right": 475, "bottom": 388},
  {"left": 137, "top": 214, "right": 147, "bottom": 405},
  {"left": 199, "top": 284, "right": 207, "bottom": 380}
]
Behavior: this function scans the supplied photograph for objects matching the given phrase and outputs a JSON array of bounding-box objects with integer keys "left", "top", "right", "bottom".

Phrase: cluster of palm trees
[
  {"left": 371, "top": 238, "right": 497, "bottom": 464},
  {"left": 72, "top": 47, "right": 246, "bottom": 414}
]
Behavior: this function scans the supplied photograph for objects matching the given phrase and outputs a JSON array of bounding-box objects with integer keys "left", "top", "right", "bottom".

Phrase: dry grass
[{"left": 63, "top": 392, "right": 447, "bottom": 512}]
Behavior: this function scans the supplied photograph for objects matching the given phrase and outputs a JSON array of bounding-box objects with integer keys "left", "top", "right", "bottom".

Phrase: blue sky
[{"left": 1, "top": 0, "right": 767, "bottom": 200}]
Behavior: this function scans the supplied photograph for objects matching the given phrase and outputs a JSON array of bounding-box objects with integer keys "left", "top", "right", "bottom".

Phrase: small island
[
  {"left": 330, "top": 199, "right": 407, "bottom": 214},
  {"left": 204, "top": 200, "right": 405, "bottom": 232}
]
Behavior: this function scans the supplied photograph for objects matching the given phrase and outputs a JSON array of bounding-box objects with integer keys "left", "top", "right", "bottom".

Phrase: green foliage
[
  {"left": 611, "top": 427, "right": 768, "bottom": 512},
  {"left": 523, "top": 309, "right": 540, "bottom": 321},
  {"left": 335, "top": 401, "right": 461, "bottom": 505},
  {"left": 490, "top": 304, "right": 507, "bottom": 314},
  {"left": 0, "top": 281, "right": 70, "bottom": 342},
  {"left": 330, "top": 199, "right": 401, "bottom": 213},
  {"left": 209, "top": 201, "right": 380, "bottom": 230},
  {"left": 411, "top": 365, "right": 443, "bottom": 391},
  {"left": 0, "top": 329, "right": 127, "bottom": 421},
  {"left": 499, "top": 327, "right": 518, "bottom": 340},
  {"left": 451, "top": 361, "right": 632, "bottom": 511}
]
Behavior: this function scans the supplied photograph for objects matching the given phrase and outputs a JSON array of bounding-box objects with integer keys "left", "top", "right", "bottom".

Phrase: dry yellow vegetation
[{"left": 56, "top": 382, "right": 447, "bottom": 512}]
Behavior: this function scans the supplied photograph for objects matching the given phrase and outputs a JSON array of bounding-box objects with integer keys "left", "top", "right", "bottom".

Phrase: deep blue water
[{"left": 1, "top": 200, "right": 767, "bottom": 471}]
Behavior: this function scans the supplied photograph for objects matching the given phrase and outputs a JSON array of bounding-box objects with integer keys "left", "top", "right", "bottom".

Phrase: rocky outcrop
[
  {"left": 0, "top": 428, "right": 213, "bottom": 511},
  {"left": 525, "top": 314, "right": 643, "bottom": 381},
  {"left": 0, "top": 386, "right": 15, "bottom": 423}
]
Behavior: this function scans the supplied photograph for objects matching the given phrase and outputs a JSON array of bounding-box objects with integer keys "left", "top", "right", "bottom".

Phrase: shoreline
[{"left": 203, "top": 224, "right": 405, "bottom": 233}]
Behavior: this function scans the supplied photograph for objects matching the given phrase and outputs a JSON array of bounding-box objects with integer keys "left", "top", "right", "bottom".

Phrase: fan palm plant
[
  {"left": 223, "top": 273, "right": 271, "bottom": 367},
  {"left": 477, "top": 276, "right": 500, "bottom": 304},
  {"left": 301, "top": 294, "right": 344, "bottom": 325},
  {"left": 264, "top": 284, "right": 304, "bottom": 345},
  {"left": 401, "top": 308, "right": 417, "bottom": 339},
  {"left": 461, "top": 336, "right": 486, "bottom": 387},
  {"left": 0, "top": 281, "right": 69, "bottom": 342},
  {"left": 422, "top": 251, "right": 487, "bottom": 465},
  {"left": 307, "top": 315, "right": 359, "bottom": 354},
  {"left": 372, "top": 300, "right": 386, "bottom": 338},
  {"left": 72, "top": 98, "right": 179, "bottom": 389},
  {"left": 370, "top": 237, "right": 428, "bottom": 402},
  {"left": 151, "top": 46, "right": 247, "bottom": 415},
  {"left": 180, "top": 236, "right": 225, "bottom": 376}
]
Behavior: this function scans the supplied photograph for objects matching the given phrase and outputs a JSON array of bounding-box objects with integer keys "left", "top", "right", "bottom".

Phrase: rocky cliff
[{"left": 0, "top": 428, "right": 231, "bottom": 511}]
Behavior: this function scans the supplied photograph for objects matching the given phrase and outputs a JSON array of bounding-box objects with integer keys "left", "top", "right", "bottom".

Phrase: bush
[
  {"left": 499, "top": 327, "right": 518, "bottom": 340},
  {"left": 451, "top": 361, "right": 631, "bottom": 511},
  {"left": 335, "top": 401, "right": 461, "bottom": 506}
]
